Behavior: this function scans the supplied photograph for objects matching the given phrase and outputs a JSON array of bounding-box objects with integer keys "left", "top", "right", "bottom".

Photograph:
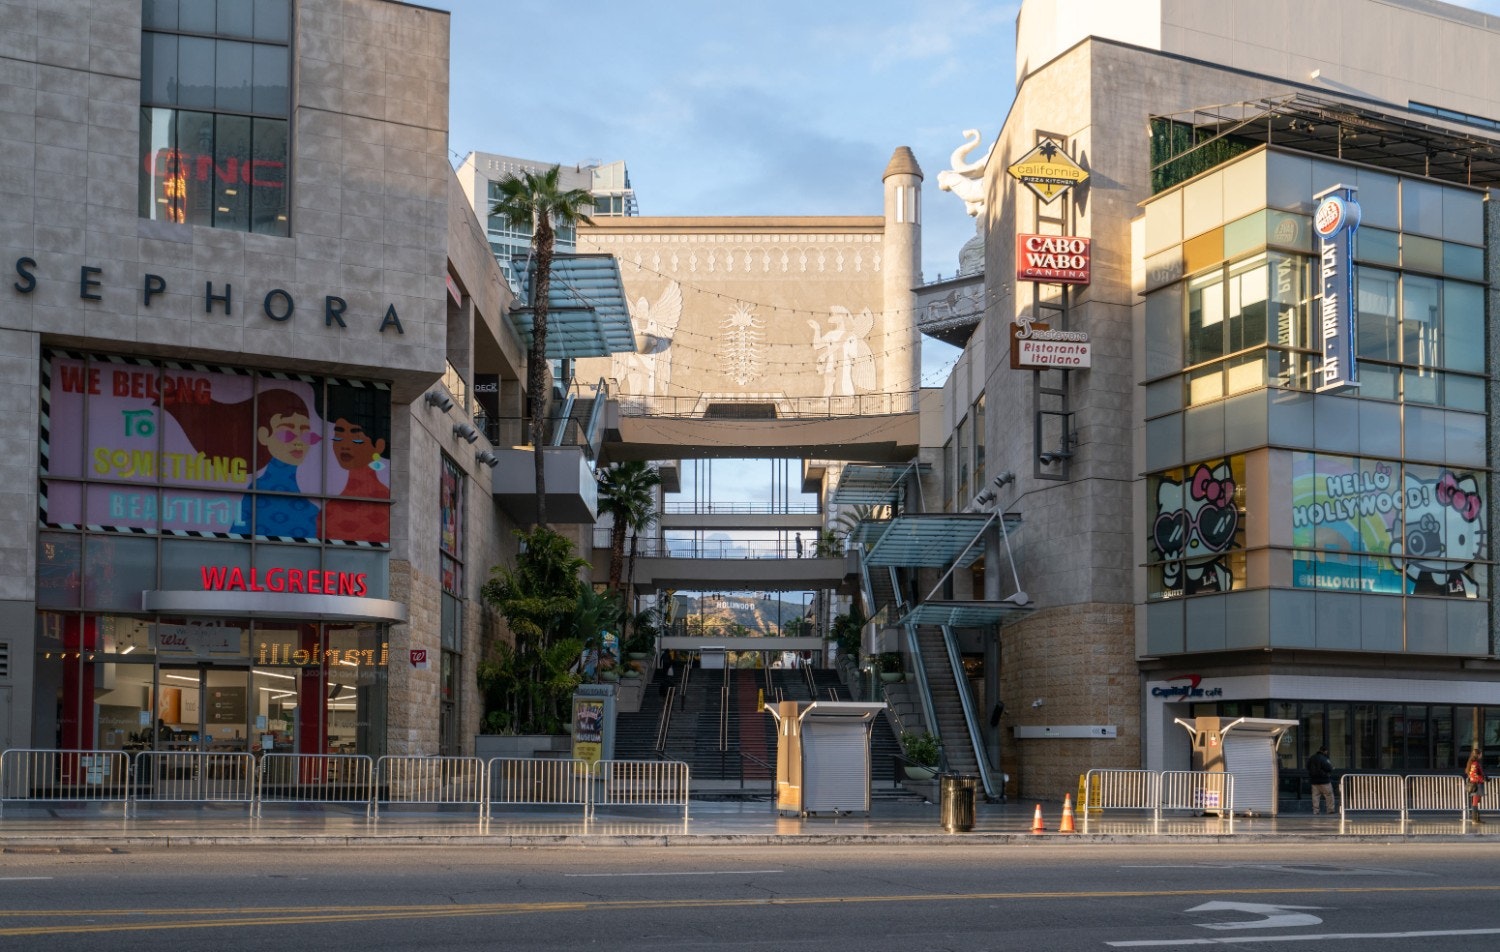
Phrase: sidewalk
[{"left": 0, "top": 798, "right": 1491, "bottom": 848}]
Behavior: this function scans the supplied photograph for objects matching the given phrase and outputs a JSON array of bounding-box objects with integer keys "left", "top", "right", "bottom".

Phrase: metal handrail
[
  {"left": 654, "top": 687, "right": 676, "bottom": 751},
  {"left": 582, "top": 377, "right": 609, "bottom": 447},
  {"left": 902, "top": 625, "right": 943, "bottom": 769},
  {"left": 718, "top": 665, "right": 732, "bottom": 751},
  {"left": 801, "top": 664, "right": 816, "bottom": 700}
]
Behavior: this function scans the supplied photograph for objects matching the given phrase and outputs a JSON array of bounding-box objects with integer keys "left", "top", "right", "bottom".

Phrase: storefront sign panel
[
  {"left": 1313, "top": 185, "right": 1361, "bottom": 391},
  {"left": 1010, "top": 319, "right": 1092, "bottom": 369},
  {"left": 1016, "top": 234, "right": 1091, "bottom": 284}
]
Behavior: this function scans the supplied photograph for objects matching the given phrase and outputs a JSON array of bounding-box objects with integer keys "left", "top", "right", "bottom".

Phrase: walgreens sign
[{"left": 1016, "top": 234, "right": 1090, "bottom": 285}]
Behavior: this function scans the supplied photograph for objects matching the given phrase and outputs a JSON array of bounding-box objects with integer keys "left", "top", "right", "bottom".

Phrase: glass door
[{"left": 155, "top": 664, "right": 251, "bottom": 752}]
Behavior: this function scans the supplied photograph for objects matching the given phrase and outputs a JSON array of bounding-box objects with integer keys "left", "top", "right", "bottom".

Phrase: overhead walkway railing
[{"left": 611, "top": 391, "right": 919, "bottom": 419}]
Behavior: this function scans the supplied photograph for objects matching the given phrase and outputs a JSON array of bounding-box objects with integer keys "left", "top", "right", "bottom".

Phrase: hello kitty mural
[
  {"left": 1150, "top": 459, "right": 1243, "bottom": 597},
  {"left": 1390, "top": 469, "right": 1486, "bottom": 597},
  {"left": 1290, "top": 453, "right": 1485, "bottom": 598}
]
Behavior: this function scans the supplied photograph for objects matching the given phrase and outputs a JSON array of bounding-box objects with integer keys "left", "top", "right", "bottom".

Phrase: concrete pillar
[{"left": 881, "top": 147, "right": 923, "bottom": 399}]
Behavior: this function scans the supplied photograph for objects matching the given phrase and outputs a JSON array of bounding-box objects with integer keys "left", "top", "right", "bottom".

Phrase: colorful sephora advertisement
[
  {"left": 43, "top": 352, "right": 392, "bottom": 543},
  {"left": 1291, "top": 452, "right": 1485, "bottom": 597}
]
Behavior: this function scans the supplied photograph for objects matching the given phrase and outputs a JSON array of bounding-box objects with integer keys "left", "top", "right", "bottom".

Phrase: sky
[{"left": 436, "top": 0, "right": 1500, "bottom": 388}]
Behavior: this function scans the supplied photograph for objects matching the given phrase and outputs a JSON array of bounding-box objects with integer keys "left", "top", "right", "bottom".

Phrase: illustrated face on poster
[
  {"left": 1149, "top": 458, "right": 1242, "bottom": 596},
  {"left": 322, "top": 383, "right": 392, "bottom": 544}
]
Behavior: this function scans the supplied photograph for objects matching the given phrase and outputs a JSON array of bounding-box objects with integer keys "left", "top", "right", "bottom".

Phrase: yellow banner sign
[{"left": 1008, "top": 138, "right": 1088, "bottom": 204}]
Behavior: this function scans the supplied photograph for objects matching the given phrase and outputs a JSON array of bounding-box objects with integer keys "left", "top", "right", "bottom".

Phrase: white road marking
[
  {"left": 563, "top": 869, "right": 783, "bottom": 877},
  {"left": 1188, "top": 901, "right": 1324, "bottom": 930},
  {"left": 0, "top": 877, "right": 53, "bottom": 881},
  {"left": 1109, "top": 927, "right": 1500, "bottom": 946}
]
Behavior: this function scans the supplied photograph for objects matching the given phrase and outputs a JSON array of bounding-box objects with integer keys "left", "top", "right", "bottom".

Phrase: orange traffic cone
[
  {"left": 1059, "top": 794, "right": 1076, "bottom": 833},
  {"left": 1031, "top": 803, "right": 1046, "bottom": 833}
]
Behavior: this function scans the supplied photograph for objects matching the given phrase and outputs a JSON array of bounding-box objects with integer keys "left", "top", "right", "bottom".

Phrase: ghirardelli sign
[{"left": 1016, "top": 234, "right": 1090, "bottom": 285}]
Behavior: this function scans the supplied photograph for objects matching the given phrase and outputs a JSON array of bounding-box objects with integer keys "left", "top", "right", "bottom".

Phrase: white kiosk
[
  {"left": 766, "top": 701, "right": 887, "bottom": 816},
  {"left": 1175, "top": 716, "right": 1298, "bottom": 815}
]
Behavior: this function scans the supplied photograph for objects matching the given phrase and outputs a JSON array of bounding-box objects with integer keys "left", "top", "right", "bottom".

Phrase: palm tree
[
  {"left": 597, "top": 460, "right": 662, "bottom": 593},
  {"left": 489, "top": 166, "right": 595, "bottom": 526}
]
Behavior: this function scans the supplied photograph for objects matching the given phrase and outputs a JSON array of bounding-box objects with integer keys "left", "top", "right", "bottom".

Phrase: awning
[
  {"left": 830, "top": 463, "right": 928, "bottom": 505},
  {"left": 895, "top": 599, "right": 1033, "bottom": 629},
  {"left": 511, "top": 254, "right": 635, "bottom": 358},
  {"left": 863, "top": 512, "right": 1020, "bottom": 567}
]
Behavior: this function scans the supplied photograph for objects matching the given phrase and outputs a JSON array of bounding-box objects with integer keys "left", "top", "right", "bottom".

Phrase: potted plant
[
  {"left": 879, "top": 651, "right": 904, "bottom": 683},
  {"left": 899, "top": 731, "right": 941, "bottom": 782}
]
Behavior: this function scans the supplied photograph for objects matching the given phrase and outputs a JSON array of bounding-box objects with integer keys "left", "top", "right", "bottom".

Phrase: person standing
[
  {"left": 794, "top": 533, "right": 803, "bottom": 558},
  {"left": 1307, "top": 745, "right": 1335, "bottom": 815},
  {"left": 1467, "top": 748, "right": 1487, "bottom": 823}
]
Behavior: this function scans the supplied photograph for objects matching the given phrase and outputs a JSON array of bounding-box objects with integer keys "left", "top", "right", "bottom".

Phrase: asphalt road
[{"left": 2, "top": 842, "right": 1499, "bottom": 950}]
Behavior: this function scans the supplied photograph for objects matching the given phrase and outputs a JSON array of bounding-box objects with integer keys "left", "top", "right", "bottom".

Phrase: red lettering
[
  {"left": 287, "top": 569, "right": 304, "bottom": 593},
  {"left": 336, "top": 572, "right": 353, "bottom": 596},
  {"left": 324, "top": 570, "right": 337, "bottom": 594},
  {"left": 354, "top": 574, "right": 367, "bottom": 597},
  {"left": 225, "top": 566, "right": 245, "bottom": 591},
  {"left": 57, "top": 365, "right": 99, "bottom": 394},
  {"left": 307, "top": 570, "right": 322, "bottom": 594},
  {"left": 200, "top": 566, "right": 229, "bottom": 590},
  {"left": 266, "top": 567, "right": 285, "bottom": 592},
  {"left": 247, "top": 567, "right": 263, "bottom": 592}
]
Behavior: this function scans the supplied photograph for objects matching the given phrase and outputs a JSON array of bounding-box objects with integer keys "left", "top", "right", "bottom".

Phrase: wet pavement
[{"left": 0, "top": 796, "right": 1493, "bottom": 848}]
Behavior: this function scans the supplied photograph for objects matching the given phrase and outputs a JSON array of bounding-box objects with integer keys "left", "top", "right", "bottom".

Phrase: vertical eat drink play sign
[{"left": 1313, "top": 184, "right": 1361, "bottom": 392}]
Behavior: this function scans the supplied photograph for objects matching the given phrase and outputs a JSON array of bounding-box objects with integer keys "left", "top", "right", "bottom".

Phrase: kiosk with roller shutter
[
  {"left": 1175, "top": 716, "right": 1298, "bottom": 816},
  {"left": 766, "top": 701, "right": 887, "bottom": 816}
]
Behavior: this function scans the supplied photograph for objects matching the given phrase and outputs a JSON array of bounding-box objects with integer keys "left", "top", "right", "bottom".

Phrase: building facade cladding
[
  {"left": 958, "top": 0, "right": 1500, "bottom": 801},
  {"left": 2, "top": 0, "right": 516, "bottom": 759}
]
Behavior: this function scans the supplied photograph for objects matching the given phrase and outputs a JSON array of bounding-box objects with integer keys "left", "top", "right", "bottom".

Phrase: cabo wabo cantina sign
[{"left": 1016, "top": 234, "right": 1091, "bottom": 284}]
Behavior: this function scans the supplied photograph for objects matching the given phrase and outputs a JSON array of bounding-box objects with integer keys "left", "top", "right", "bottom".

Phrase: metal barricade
[
  {"left": 591, "top": 759, "right": 690, "bottom": 821},
  {"left": 484, "top": 757, "right": 591, "bottom": 817},
  {"left": 0, "top": 748, "right": 131, "bottom": 814},
  {"left": 374, "top": 756, "right": 484, "bottom": 818},
  {"left": 255, "top": 753, "right": 376, "bottom": 817},
  {"left": 131, "top": 751, "right": 256, "bottom": 815},
  {"left": 1157, "top": 770, "right": 1234, "bottom": 820},
  {"left": 1339, "top": 773, "right": 1405, "bottom": 827},
  {"left": 1405, "top": 774, "right": 1465, "bottom": 822},
  {"left": 1081, "top": 769, "right": 1159, "bottom": 832}
]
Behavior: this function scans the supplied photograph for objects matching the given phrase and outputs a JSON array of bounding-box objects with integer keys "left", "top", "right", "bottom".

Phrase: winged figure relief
[
  {"left": 808, "top": 306, "right": 876, "bottom": 398},
  {"left": 613, "top": 281, "right": 683, "bottom": 397}
]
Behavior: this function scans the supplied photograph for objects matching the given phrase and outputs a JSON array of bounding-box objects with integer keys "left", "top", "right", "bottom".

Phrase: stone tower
[{"left": 882, "top": 147, "right": 923, "bottom": 394}]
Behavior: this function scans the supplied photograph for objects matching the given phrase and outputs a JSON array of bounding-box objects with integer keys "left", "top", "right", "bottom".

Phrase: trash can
[{"left": 939, "top": 774, "right": 977, "bottom": 832}]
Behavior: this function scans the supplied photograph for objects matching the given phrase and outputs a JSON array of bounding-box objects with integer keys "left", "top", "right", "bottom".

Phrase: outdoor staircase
[
  {"left": 913, "top": 625, "right": 981, "bottom": 779},
  {"left": 612, "top": 665, "right": 902, "bottom": 792}
]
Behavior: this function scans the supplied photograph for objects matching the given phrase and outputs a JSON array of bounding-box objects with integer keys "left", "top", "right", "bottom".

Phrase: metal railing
[
  {"left": 611, "top": 391, "right": 919, "bottom": 420},
  {"left": 485, "top": 757, "right": 591, "bottom": 817},
  {"left": 654, "top": 688, "right": 676, "bottom": 752},
  {"left": 1338, "top": 773, "right": 1405, "bottom": 823},
  {"left": 1157, "top": 770, "right": 1234, "bottom": 822},
  {"left": 375, "top": 755, "right": 485, "bottom": 818},
  {"left": 591, "top": 759, "right": 691, "bottom": 821},
  {"left": 131, "top": 751, "right": 257, "bottom": 815},
  {"left": 663, "top": 501, "right": 822, "bottom": 515},
  {"left": 0, "top": 749, "right": 132, "bottom": 814},
  {"left": 0, "top": 750, "right": 691, "bottom": 822},
  {"left": 255, "top": 753, "right": 377, "bottom": 817},
  {"left": 1080, "top": 769, "right": 1162, "bottom": 813}
]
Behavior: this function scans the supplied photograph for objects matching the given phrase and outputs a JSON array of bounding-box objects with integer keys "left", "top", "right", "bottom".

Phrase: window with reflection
[
  {"left": 1146, "top": 456, "right": 1246, "bottom": 599},
  {"left": 139, "top": 0, "right": 290, "bottom": 234}
]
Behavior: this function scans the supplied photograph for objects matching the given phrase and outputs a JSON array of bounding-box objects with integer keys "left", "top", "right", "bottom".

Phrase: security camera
[{"left": 1031, "top": 698, "right": 1044, "bottom": 709}]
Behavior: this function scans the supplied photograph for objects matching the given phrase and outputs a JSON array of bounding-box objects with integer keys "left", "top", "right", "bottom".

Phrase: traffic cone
[
  {"left": 1031, "top": 803, "right": 1046, "bottom": 833},
  {"left": 1059, "top": 794, "right": 1076, "bottom": 833}
]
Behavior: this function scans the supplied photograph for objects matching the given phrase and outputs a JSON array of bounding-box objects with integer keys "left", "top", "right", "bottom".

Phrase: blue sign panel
[{"left": 1314, "top": 185, "right": 1361, "bottom": 391}]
